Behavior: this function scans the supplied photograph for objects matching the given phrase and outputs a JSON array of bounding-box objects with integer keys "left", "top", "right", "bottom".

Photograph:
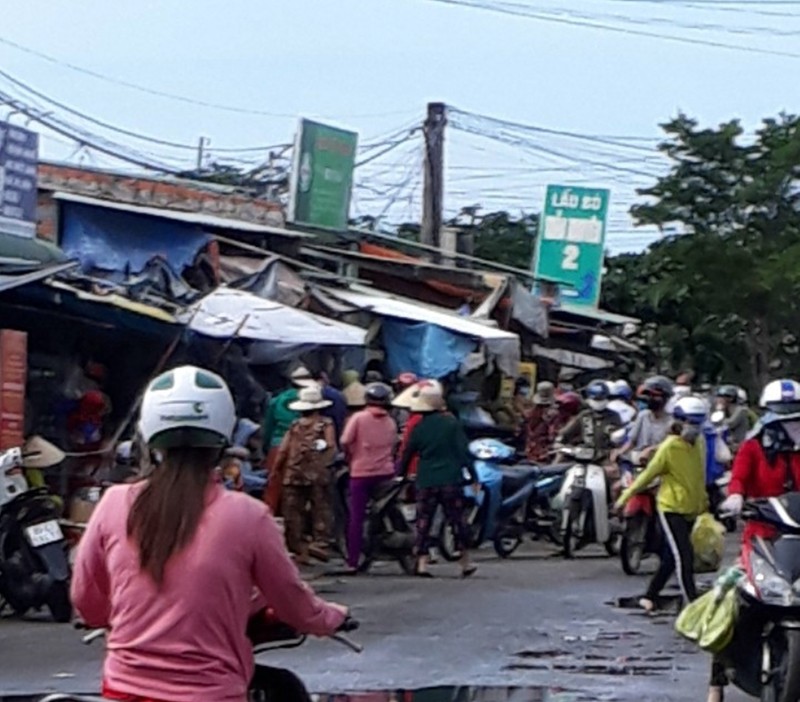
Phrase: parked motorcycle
[
  {"left": 0, "top": 447, "right": 72, "bottom": 622},
  {"left": 618, "top": 456, "right": 661, "bottom": 575},
  {"left": 332, "top": 472, "right": 415, "bottom": 575},
  {"left": 438, "top": 439, "right": 568, "bottom": 560},
  {"left": 557, "top": 445, "right": 620, "bottom": 559},
  {"left": 723, "top": 493, "right": 800, "bottom": 702}
]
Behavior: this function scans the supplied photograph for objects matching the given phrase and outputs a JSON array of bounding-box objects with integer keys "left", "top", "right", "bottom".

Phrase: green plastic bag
[
  {"left": 676, "top": 567, "right": 743, "bottom": 654},
  {"left": 692, "top": 512, "right": 726, "bottom": 574},
  {"left": 676, "top": 586, "right": 737, "bottom": 653}
]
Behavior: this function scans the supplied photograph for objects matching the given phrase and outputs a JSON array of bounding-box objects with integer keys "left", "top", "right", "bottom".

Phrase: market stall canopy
[
  {"left": 183, "top": 288, "right": 367, "bottom": 347},
  {"left": 327, "top": 288, "right": 521, "bottom": 378}
]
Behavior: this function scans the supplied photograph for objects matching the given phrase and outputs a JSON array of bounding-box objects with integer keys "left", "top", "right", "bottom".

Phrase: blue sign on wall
[{"left": 0, "top": 121, "right": 39, "bottom": 238}]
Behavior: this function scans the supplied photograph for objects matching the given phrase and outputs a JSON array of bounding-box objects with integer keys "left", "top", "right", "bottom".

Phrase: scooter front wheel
[
  {"left": 761, "top": 627, "right": 800, "bottom": 702},
  {"left": 562, "top": 509, "right": 581, "bottom": 559},
  {"left": 46, "top": 581, "right": 72, "bottom": 623},
  {"left": 493, "top": 531, "right": 522, "bottom": 558},
  {"left": 438, "top": 522, "right": 462, "bottom": 562},
  {"left": 620, "top": 515, "right": 647, "bottom": 575}
]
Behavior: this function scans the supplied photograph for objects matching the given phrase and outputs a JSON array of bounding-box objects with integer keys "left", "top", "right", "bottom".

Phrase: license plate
[
  {"left": 25, "top": 520, "right": 63, "bottom": 547},
  {"left": 401, "top": 505, "right": 417, "bottom": 522}
]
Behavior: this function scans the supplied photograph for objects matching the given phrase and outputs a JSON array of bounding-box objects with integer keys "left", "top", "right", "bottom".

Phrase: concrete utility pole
[
  {"left": 196, "top": 136, "right": 208, "bottom": 171},
  {"left": 421, "top": 102, "right": 446, "bottom": 250}
]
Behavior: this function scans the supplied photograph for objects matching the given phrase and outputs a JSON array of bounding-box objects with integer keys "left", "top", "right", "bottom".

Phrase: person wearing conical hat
[
  {"left": 21, "top": 435, "right": 65, "bottom": 489},
  {"left": 261, "top": 365, "right": 314, "bottom": 511},
  {"left": 272, "top": 384, "right": 336, "bottom": 564}
]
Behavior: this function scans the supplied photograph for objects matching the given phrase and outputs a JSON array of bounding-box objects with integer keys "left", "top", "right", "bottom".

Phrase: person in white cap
[{"left": 71, "top": 365, "right": 347, "bottom": 702}]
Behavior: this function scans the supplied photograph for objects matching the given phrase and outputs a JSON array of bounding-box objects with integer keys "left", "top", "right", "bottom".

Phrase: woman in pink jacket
[
  {"left": 341, "top": 382, "right": 398, "bottom": 572},
  {"left": 71, "top": 366, "right": 347, "bottom": 702}
]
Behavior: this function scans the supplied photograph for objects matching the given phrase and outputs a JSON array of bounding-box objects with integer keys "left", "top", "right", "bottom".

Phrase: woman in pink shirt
[
  {"left": 71, "top": 366, "right": 347, "bottom": 702},
  {"left": 340, "top": 383, "right": 398, "bottom": 572}
]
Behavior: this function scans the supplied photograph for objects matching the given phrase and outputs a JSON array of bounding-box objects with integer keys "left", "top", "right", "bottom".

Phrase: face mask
[
  {"left": 518, "top": 388, "right": 531, "bottom": 398},
  {"left": 782, "top": 421, "right": 800, "bottom": 448},
  {"left": 588, "top": 399, "right": 608, "bottom": 412},
  {"left": 762, "top": 425, "right": 786, "bottom": 450},
  {"left": 647, "top": 397, "right": 665, "bottom": 411},
  {"left": 681, "top": 423, "right": 701, "bottom": 444}
]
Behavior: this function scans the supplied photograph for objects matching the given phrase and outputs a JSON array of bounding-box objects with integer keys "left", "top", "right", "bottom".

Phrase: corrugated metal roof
[
  {"left": 552, "top": 303, "right": 639, "bottom": 326},
  {"left": 328, "top": 288, "right": 519, "bottom": 341},
  {"left": 52, "top": 192, "right": 312, "bottom": 240},
  {"left": 0, "top": 261, "right": 77, "bottom": 293}
]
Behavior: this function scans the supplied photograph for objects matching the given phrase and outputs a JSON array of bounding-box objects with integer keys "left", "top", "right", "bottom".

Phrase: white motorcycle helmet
[
  {"left": 759, "top": 379, "right": 800, "bottom": 416},
  {"left": 672, "top": 395, "right": 708, "bottom": 426},
  {"left": 138, "top": 366, "right": 236, "bottom": 450},
  {"left": 610, "top": 379, "right": 632, "bottom": 401}
]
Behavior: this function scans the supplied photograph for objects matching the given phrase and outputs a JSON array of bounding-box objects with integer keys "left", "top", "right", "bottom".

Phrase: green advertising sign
[
  {"left": 289, "top": 118, "right": 358, "bottom": 231},
  {"left": 533, "top": 185, "right": 610, "bottom": 307}
]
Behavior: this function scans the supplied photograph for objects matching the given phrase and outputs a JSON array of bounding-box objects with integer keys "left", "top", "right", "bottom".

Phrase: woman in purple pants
[{"left": 340, "top": 383, "right": 398, "bottom": 573}]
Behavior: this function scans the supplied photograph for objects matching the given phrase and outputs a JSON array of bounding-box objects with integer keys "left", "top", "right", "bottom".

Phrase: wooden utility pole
[{"left": 421, "top": 102, "right": 446, "bottom": 250}]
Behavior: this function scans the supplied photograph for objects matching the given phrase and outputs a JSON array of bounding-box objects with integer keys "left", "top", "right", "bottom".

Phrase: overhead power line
[
  {"left": 0, "top": 34, "right": 414, "bottom": 120},
  {"left": 420, "top": 0, "right": 800, "bottom": 59},
  {"left": 0, "top": 68, "right": 290, "bottom": 153}
]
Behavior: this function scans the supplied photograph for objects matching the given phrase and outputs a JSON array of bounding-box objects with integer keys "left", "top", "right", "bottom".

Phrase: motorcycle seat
[
  {"left": 500, "top": 466, "right": 541, "bottom": 497},
  {"left": 537, "top": 462, "right": 571, "bottom": 477}
]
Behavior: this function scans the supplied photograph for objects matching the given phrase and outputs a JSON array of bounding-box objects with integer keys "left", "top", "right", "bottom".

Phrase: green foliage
[
  {"left": 467, "top": 211, "right": 538, "bottom": 270},
  {"left": 602, "top": 113, "right": 800, "bottom": 391}
]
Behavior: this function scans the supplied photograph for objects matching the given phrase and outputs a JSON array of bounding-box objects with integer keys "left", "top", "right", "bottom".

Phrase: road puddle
[{"left": 1, "top": 689, "right": 601, "bottom": 702}]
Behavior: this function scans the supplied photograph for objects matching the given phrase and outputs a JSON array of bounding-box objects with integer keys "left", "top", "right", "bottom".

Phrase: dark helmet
[
  {"left": 640, "top": 375, "right": 674, "bottom": 399},
  {"left": 716, "top": 384, "right": 739, "bottom": 402},
  {"left": 365, "top": 382, "right": 392, "bottom": 406}
]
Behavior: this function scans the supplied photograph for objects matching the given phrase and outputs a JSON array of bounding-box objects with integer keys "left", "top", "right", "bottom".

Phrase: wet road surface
[{"left": 0, "top": 539, "right": 748, "bottom": 701}]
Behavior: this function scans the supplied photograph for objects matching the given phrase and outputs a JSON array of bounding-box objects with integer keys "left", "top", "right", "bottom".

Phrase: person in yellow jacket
[{"left": 616, "top": 396, "right": 709, "bottom": 613}]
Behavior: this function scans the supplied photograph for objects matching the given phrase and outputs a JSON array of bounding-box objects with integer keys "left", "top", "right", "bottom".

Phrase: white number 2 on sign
[{"left": 562, "top": 244, "right": 580, "bottom": 271}]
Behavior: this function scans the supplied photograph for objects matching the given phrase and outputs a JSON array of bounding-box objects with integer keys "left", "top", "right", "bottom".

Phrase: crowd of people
[
  {"left": 214, "top": 366, "right": 478, "bottom": 577},
  {"left": 64, "top": 358, "right": 800, "bottom": 702}
]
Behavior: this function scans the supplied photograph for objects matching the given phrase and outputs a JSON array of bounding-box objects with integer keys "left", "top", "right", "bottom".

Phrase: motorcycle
[
  {"left": 438, "top": 439, "right": 569, "bottom": 560},
  {"left": 48, "top": 613, "right": 362, "bottom": 702},
  {"left": 618, "top": 455, "right": 661, "bottom": 575},
  {"left": 723, "top": 493, "right": 800, "bottom": 702},
  {"left": 557, "top": 445, "right": 620, "bottom": 559},
  {"left": 0, "top": 447, "right": 72, "bottom": 622},
  {"left": 332, "top": 471, "right": 415, "bottom": 575}
]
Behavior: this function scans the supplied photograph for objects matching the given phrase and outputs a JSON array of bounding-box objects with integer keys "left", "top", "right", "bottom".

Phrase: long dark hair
[{"left": 127, "top": 446, "right": 219, "bottom": 585}]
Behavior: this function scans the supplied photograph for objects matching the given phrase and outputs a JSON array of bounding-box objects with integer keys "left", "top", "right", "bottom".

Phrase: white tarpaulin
[
  {"left": 327, "top": 288, "right": 521, "bottom": 377},
  {"left": 184, "top": 288, "right": 367, "bottom": 346},
  {"left": 331, "top": 289, "right": 519, "bottom": 341}
]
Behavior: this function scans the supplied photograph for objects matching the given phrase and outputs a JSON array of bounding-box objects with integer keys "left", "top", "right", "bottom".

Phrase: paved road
[{"left": 0, "top": 539, "right": 748, "bottom": 701}]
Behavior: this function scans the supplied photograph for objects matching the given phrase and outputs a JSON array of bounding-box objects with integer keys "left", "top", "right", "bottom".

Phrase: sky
[{"left": 1, "top": 0, "right": 798, "bottom": 253}]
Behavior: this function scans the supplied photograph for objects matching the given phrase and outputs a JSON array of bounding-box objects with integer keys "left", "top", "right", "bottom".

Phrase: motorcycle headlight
[{"left": 752, "top": 553, "right": 794, "bottom": 605}]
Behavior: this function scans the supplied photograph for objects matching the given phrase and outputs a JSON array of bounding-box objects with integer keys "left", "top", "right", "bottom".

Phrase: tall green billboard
[
  {"left": 288, "top": 118, "right": 358, "bottom": 231},
  {"left": 533, "top": 185, "right": 610, "bottom": 307}
]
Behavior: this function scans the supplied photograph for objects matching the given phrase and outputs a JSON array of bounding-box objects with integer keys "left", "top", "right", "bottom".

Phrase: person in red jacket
[
  {"left": 719, "top": 379, "right": 800, "bottom": 545},
  {"left": 708, "top": 379, "right": 800, "bottom": 702}
]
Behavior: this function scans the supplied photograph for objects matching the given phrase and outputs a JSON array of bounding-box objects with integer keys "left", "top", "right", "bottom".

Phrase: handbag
[{"left": 715, "top": 433, "right": 732, "bottom": 464}]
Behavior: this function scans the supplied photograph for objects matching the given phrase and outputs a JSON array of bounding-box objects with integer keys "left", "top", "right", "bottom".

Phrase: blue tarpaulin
[
  {"left": 61, "top": 202, "right": 210, "bottom": 274},
  {"left": 382, "top": 319, "right": 477, "bottom": 379}
]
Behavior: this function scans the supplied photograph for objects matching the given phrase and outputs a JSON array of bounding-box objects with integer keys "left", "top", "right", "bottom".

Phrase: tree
[
  {"left": 465, "top": 210, "right": 538, "bottom": 270},
  {"left": 601, "top": 113, "right": 800, "bottom": 391}
]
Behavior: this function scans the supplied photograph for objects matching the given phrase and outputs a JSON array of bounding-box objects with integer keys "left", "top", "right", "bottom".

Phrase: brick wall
[{"left": 35, "top": 163, "right": 285, "bottom": 242}]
